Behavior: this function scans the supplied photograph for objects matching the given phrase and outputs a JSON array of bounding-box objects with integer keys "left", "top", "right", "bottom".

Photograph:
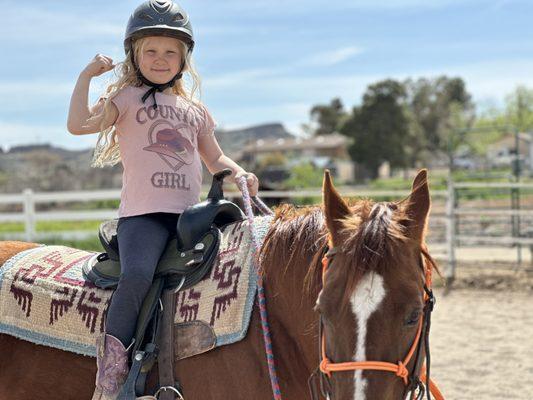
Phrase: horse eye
[{"left": 405, "top": 309, "right": 421, "bottom": 326}]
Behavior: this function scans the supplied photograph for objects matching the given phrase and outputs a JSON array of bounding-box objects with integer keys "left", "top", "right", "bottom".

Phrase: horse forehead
[{"left": 350, "top": 272, "right": 387, "bottom": 320}]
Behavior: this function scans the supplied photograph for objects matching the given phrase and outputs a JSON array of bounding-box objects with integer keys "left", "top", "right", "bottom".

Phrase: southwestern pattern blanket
[{"left": 0, "top": 215, "right": 272, "bottom": 357}]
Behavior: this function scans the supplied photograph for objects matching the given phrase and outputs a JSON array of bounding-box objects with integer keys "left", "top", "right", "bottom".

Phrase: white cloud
[
  {"left": 0, "top": 81, "right": 74, "bottom": 96},
  {"left": 204, "top": 67, "right": 282, "bottom": 87},
  {"left": 207, "top": 58, "right": 533, "bottom": 105},
  {"left": 216, "top": 0, "right": 491, "bottom": 14},
  {"left": 204, "top": 46, "right": 365, "bottom": 87},
  {"left": 196, "top": 25, "right": 257, "bottom": 36},
  {"left": 206, "top": 58, "right": 533, "bottom": 137},
  {"left": 0, "top": 1, "right": 278, "bottom": 48},
  {"left": 340, "top": 0, "right": 477, "bottom": 9},
  {"left": 0, "top": 77, "right": 115, "bottom": 110},
  {"left": 214, "top": 101, "right": 318, "bottom": 136},
  {"left": 0, "top": 4, "right": 123, "bottom": 45},
  {"left": 301, "top": 46, "right": 365, "bottom": 68}
]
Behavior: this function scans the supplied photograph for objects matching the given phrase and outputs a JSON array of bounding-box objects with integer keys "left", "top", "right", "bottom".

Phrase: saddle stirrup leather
[{"left": 157, "top": 289, "right": 182, "bottom": 400}]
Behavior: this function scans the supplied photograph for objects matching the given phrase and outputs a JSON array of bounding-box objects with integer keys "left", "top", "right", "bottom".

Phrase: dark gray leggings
[{"left": 105, "top": 212, "right": 180, "bottom": 347}]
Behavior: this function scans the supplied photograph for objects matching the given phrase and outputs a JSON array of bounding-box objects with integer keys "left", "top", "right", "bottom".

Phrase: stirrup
[{"left": 117, "top": 344, "right": 158, "bottom": 400}]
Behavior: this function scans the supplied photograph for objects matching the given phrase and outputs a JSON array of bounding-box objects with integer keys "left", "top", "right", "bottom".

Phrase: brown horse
[{"left": 0, "top": 170, "right": 439, "bottom": 400}]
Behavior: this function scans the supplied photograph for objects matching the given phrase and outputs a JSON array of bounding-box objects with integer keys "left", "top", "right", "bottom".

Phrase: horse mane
[
  {"left": 343, "top": 201, "right": 407, "bottom": 268},
  {"left": 259, "top": 198, "right": 439, "bottom": 303},
  {"left": 259, "top": 203, "right": 327, "bottom": 274}
]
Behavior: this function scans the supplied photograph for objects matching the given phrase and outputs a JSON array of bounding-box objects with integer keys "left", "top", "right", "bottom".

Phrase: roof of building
[{"left": 242, "top": 132, "right": 350, "bottom": 153}]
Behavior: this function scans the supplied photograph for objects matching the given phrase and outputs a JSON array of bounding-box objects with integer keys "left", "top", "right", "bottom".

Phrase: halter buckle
[
  {"left": 406, "top": 376, "right": 426, "bottom": 400},
  {"left": 424, "top": 286, "right": 435, "bottom": 312}
]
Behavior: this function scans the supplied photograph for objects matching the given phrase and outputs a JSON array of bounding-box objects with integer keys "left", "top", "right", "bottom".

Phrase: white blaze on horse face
[{"left": 350, "top": 272, "right": 386, "bottom": 400}]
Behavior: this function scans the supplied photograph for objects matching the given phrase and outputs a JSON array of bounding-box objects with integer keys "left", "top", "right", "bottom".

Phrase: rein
[
  {"left": 236, "top": 178, "right": 282, "bottom": 400},
  {"left": 314, "top": 246, "right": 445, "bottom": 400}
]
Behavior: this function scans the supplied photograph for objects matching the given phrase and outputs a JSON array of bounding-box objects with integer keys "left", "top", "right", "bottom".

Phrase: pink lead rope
[{"left": 236, "top": 178, "right": 282, "bottom": 400}]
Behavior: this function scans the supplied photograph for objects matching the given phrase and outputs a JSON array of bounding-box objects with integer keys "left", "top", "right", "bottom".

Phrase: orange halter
[{"left": 317, "top": 247, "right": 444, "bottom": 400}]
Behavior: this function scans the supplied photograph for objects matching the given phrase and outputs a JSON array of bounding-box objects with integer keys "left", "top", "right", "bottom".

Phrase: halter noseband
[{"left": 313, "top": 246, "right": 444, "bottom": 400}]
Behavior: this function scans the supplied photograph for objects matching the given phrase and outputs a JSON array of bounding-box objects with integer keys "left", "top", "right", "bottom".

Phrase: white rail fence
[
  {"left": 0, "top": 189, "right": 121, "bottom": 241},
  {"left": 1, "top": 183, "right": 532, "bottom": 280}
]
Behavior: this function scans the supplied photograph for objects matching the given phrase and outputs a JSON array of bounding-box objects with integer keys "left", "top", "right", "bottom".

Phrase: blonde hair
[{"left": 90, "top": 37, "right": 201, "bottom": 168}]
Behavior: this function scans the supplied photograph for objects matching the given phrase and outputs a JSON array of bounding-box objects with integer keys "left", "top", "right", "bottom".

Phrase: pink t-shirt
[{"left": 110, "top": 85, "right": 216, "bottom": 218}]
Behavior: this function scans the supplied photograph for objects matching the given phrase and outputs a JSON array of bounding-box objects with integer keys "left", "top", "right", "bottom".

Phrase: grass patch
[
  {"left": 369, "top": 177, "right": 421, "bottom": 190},
  {"left": 0, "top": 222, "right": 25, "bottom": 233},
  {"left": 0, "top": 220, "right": 103, "bottom": 233},
  {"left": 36, "top": 220, "right": 102, "bottom": 231},
  {"left": 369, "top": 169, "right": 533, "bottom": 197}
]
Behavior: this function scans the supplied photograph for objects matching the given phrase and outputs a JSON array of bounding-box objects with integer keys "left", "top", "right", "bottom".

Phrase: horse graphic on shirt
[{"left": 144, "top": 120, "right": 195, "bottom": 172}]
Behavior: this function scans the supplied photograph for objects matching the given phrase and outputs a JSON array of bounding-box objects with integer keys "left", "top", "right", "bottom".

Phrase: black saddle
[
  {"left": 82, "top": 169, "right": 245, "bottom": 290},
  {"left": 177, "top": 169, "right": 246, "bottom": 251}
]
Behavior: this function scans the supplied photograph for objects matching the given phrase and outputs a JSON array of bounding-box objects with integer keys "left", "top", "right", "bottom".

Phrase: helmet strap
[{"left": 138, "top": 69, "right": 182, "bottom": 110}]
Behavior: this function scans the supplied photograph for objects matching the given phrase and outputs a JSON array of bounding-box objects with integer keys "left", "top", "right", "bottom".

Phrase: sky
[{"left": 1, "top": 0, "right": 532, "bottom": 150}]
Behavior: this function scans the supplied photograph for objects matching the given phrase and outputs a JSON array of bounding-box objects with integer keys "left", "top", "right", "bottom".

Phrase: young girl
[{"left": 67, "top": 1, "right": 259, "bottom": 398}]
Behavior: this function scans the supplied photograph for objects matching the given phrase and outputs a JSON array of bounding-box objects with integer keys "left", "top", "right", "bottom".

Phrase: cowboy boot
[{"left": 91, "top": 333, "right": 132, "bottom": 400}]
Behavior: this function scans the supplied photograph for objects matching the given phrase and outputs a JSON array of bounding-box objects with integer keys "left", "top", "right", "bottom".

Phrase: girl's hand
[
  {"left": 82, "top": 54, "right": 115, "bottom": 78},
  {"left": 235, "top": 171, "right": 259, "bottom": 197}
]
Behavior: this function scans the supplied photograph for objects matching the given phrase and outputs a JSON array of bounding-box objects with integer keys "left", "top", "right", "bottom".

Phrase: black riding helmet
[{"left": 124, "top": 0, "right": 195, "bottom": 109}]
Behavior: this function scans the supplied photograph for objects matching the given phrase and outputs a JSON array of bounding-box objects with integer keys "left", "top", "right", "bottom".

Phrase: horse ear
[
  {"left": 403, "top": 169, "right": 431, "bottom": 242},
  {"left": 322, "top": 170, "right": 351, "bottom": 245}
]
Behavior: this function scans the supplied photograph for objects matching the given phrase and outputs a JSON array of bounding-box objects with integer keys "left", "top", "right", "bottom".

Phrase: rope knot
[
  {"left": 396, "top": 361, "right": 409, "bottom": 385},
  {"left": 319, "top": 358, "right": 332, "bottom": 377}
]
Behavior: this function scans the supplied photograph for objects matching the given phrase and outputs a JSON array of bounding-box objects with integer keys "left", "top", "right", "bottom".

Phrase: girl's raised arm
[{"left": 67, "top": 54, "right": 118, "bottom": 135}]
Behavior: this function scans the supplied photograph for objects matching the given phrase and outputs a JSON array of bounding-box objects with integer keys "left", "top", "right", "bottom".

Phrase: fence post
[
  {"left": 23, "top": 188, "right": 35, "bottom": 242},
  {"left": 445, "top": 179, "right": 456, "bottom": 285}
]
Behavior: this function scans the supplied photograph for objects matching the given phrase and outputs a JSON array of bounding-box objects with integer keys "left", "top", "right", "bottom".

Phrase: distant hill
[
  {"left": 0, "top": 123, "right": 294, "bottom": 193},
  {"left": 215, "top": 123, "right": 293, "bottom": 157}
]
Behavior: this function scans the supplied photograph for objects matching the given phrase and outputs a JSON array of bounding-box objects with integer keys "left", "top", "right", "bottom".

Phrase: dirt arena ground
[{"left": 429, "top": 268, "right": 533, "bottom": 399}]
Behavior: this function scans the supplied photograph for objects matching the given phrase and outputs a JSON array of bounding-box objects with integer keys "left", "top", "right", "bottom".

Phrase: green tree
[
  {"left": 445, "top": 102, "right": 477, "bottom": 165},
  {"left": 281, "top": 161, "right": 324, "bottom": 205},
  {"left": 340, "top": 79, "right": 410, "bottom": 179},
  {"left": 468, "top": 104, "right": 515, "bottom": 157},
  {"left": 405, "top": 76, "right": 475, "bottom": 156},
  {"left": 255, "top": 152, "right": 287, "bottom": 178},
  {"left": 505, "top": 85, "right": 533, "bottom": 131},
  {"left": 310, "top": 98, "right": 347, "bottom": 136},
  {"left": 284, "top": 161, "right": 324, "bottom": 189},
  {"left": 257, "top": 152, "right": 287, "bottom": 169}
]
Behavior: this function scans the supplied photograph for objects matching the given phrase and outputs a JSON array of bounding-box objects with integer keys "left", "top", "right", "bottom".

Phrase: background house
[
  {"left": 238, "top": 133, "right": 355, "bottom": 185},
  {"left": 486, "top": 132, "right": 533, "bottom": 172}
]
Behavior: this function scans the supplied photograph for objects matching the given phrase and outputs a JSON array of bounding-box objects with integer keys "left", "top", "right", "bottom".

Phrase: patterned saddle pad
[{"left": 0, "top": 216, "right": 272, "bottom": 357}]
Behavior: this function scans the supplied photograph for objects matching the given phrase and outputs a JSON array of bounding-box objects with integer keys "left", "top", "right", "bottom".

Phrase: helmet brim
[{"left": 124, "top": 26, "right": 194, "bottom": 54}]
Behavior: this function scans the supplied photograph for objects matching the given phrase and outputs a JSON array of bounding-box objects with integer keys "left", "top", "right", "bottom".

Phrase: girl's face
[{"left": 136, "top": 36, "right": 183, "bottom": 84}]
